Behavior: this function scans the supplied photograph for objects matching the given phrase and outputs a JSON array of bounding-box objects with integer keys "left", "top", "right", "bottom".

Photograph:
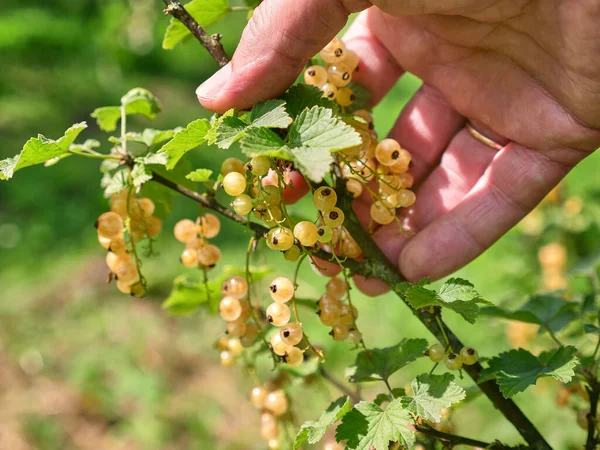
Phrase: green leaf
[
  {"left": 401, "top": 374, "right": 466, "bottom": 423},
  {"left": 294, "top": 397, "right": 351, "bottom": 449},
  {"left": 205, "top": 110, "right": 235, "bottom": 145},
  {"left": 240, "top": 127, "right": 290, "bottom": 159},
  {"left": 249, "top": 100, "right": 292, "bottom": 128},
  {"left": 480, "top": 346, "right": 579, "bottom": 398},
  {"left": 479, "top": 293, "right": 578, "bottom": 334},
  {"left": 281, "top": 84, "right": 337, "bottom": 118},
  {"left": 158, "top": 119, "right": 211, "bottom": 170},
  {"left": 186, "top": 168, "right": 213, "bottom": 182},
  {"left": 126, "top": 129, "right": 177, "bottom": 147},
  {"left": 0, "top": 122, "right": 87, "bottom": 180},
  {"left": 288, "top": 106, "right": 361, "bottom": 152},
  {"left": 91, "top": 107, "right": 121, "bottom": 132},
  {"left": 585, "top": 324, "right": 600, "bottom": 334},
  {"left": 131, "top": 163, "right": 153, "bottom": 188},
  {"left": 346, "top": 339, "right": 428, "bottom": 383},
  {"left": 404, "top": 278, "right": 491, "bottom": 324},
  {"left": 215, "top": 116, "right": 247, "bottom": 149},
  {"left": 101, "top": 166, "right": 130, "bottom": 198},
  {"left": 290, "top": 146, "right": 333, "bottom": 183},
  {"left": 163, "top": 266, "right": 272, "bottom": 315},
  {"left": 91, "top": 88, "right": 161, "bottom": 132},
  {"left": 336, "top": 400, "right": 415, "bottom": 450},
  {"left": 162, "top": 0, "right": 230, "bottom": 50}
]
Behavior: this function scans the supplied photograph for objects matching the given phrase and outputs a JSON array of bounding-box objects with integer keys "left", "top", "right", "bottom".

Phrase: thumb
[{"left": 196, "top": 0, "right": 370, "bottom": 112}]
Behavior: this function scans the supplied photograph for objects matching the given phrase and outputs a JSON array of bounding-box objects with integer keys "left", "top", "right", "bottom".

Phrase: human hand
[{"left": 196, "top": 0, "right": 600, "bottom": 294}]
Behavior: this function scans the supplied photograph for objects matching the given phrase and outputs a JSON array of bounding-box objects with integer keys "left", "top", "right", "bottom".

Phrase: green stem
[{"left": 68, "top": 149, "right": 121, "bottom": 161}]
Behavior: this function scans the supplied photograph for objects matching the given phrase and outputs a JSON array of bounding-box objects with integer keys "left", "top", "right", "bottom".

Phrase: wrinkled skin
[{"left": 197, "top": 0, "right": 600, "bottom": 295}]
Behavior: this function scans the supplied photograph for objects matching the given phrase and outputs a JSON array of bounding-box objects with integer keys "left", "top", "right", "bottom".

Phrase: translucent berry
[
  {"left": 113, "top": 260, "right": 140, "bottom": 285},
  {"left": 261, "top": 185, "right": 282, "bottom": 206},
  {"left": 270, "top": 332, "right": 293, "bottom": 356},
  {"left": 216, "top": 335, "right": 230, "bottom": 351},
  {"left": 398, "top": 172, "right": 414, "bottom": 189},
  {"left": 354, "top": 110, "right": 373, "bottom": 129},
  {"left": 375, "top": 139, "right": 403, "bottom": 166},
  {"left": 180, "top": 248, "right": 199, "bottom": 268},
  {"left": 340, "top": 235, "right": 363, "bottom": 259},
  {"left": 220, "top": 350, "right": 235, "bottom": 367},
  {"left": 340, "top": 304, "right": 358, "bottom": 319},
  {"left": 226, "top": 317, "right": 247, "bottom": 337},
  {"left": 136, "top": 198, "right": 155, "bottom": 217},
  {"left": 261, "top": 413, "right": 279, "bottom": 440},
  {"left": 223, "top": 171, "right": 247, "bottom": 196},
  {"left": 324, "top": 441, "right": 345, "bottom": 450},
  {"left": 326, "top": 277, "right": 348, "bottom": 299},
  {"left": 335, "top": 87, "right": 354, "bottom": 107},
  {"left": 221, "top": 157, "right": 245, "bottom": 176},
  {"left": 427, "top": 343, "right": 445, "bottom": 363},
  {"left": 197, "top": 244, "right": 221, "bottom": 267},
  {"left": 106, "top": 251, "right": 130, "bottom": 273},
  {"left": 317, "top": 226, "right": 334, "bottom": 243},
  {"left": 379, "top": 175, "right": 402, "bottom": 196},
  {"left": 219, "top": 296, "right": 242, "bottom": 321},
  {"left": 241, "top": 322, "right": 259, "bottom": 347},
  {"left": 221, "top": 276, "right": 248, "bottom": 299},
  {"left": 249, "top": 155, "right": 271, "bottom": 176},
  {"left": 320, "top": 37, "right": 347, "bottom": 64},
  {"left": 266, "top": 227, "right": 295, "bottom": 251},
  {"left": 313, "top": 187, "right": 337, "bottom": 211},
  {"left": 327, "top": 62, "right": 352, "bottom": 87},
  {"left": 267, "top": 439, "right": 280, "bottom": 450},
  {"left": 293, "top": 221, "right": 318, "bottom": 247},
  {"left": 186, "top": 237, "right": 205, "bottom": 250},
  {"left": 284, "top": 246, "right": 302, "bottom": 262},
  {"left": 146, "top": 216, "right": 162, "bottom": 238},
  {"left": 116, "top": 280, "right": 132, "bottom": 294},
  {"left": 98, "top": 235, "right": 112, "bottom": 249},
  {"left": 319, "top": 304, "right": 341, "bottom": 326},
  {"left": 269, "top": 277, "right": 295, "bottom": 303},
  {"left": 130, "top": 283, "right": 145, "bottom": 298},
  {"left": 318, "top": 294, "right": 340, "bottom": 309},
  {"left": 323, "top": 207, "right": 345, "bottom": 228},
  {"left": 348, "top": 329, "right": 363, "bottom": 344},
  {"left": 342, "top": 49, "right": 359, "bottom": 71},
  {"left": 96, "top": 212, "right": 124, "bottom": 238},
  {"left": 280, "top": 323, "right": 303, "bottom": 346},
  {"left": 266, "top": 302, "right": 291, "bottom": 326},
  {"left": 331, "top": 324, "right": 349, "bottom": 341},
  {"left": 250, "top": 386, "right": 267, "bottom": 409},
  {"left": 227, "top": 337, "right": 244, "bottom": 356},
  {"left": 346, "top": 179, "right": 363, "bottom": 198},
  {"left": 342, "top": 158, "right": 376, "bottom": 182},
  {"left": 264, "top": 389, "right": 288, "bottom": 416},
  {"left": 285, "top": 346, "right": 303, "bottom": 367},
  {"left": 232, "top": 194, "right": 253, "bottom": 215},
  {"left": 397, "top": 189, "right": 416, "bottom": 208},
  {"left": 304, "top": 65, "right": 328, "bottom": 86},
  {"left": 459, "top": 347, "right": 479, "bottom": 365},
  {"left": 371, "top": 202, "right": 395, "bottom": 225},
  {"left": 174, "top": 219, "right": 197, "bottom": 243},
  {"left": 444, "top": 353, "right": 463, "bottom": 371},
  {"left": 321, "top": 82, "right": 338, "bottom": 100}
]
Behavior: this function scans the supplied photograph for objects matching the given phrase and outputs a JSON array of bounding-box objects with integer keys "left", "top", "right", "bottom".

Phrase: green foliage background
[{"left": 1, "top": 1, "right": 600, "bottom": 449}]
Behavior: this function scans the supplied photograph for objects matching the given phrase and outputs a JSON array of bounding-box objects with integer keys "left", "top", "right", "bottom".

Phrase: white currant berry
[
  {"left": 221, "top": 157, "right": 245, "bottom": 176},
  {"left": 318, "top": 294, "right": 340, "bottom": 309},
  {"left": 267, "top": 439, "right": 280, "bottom": 450},
  {"left": 221, "top": 276, "right": 248, "bottom": 299},
  {"left": 285, "top": 346, "right": 303, "bottom": 367},
  {"left": 444, "top": 353, "right": 463, "bottom": 371},
  {"left": 293, "top": 221, "right": 318, "bottom": 247},
  {"left": 321, "top": 82, "right": 338, "bottom": 100},
  {"left": 318, "top": 304, "right": 341, "bottom": 326},
  {"left": 327, "top": 277, "right": 348, "bottom": 298},
  {"left": 316, "top": 226, "right": 334, "bottom": 243},
  {"left": 342, "top": 48, "right": 359, "bottom": 71},
  {"left": 146, "top": 216, "right": 162, "bottom": 238},
  {"left": 335, "top": 87, "right": 354, "bottom": 107},
  {"left": 197, "top": 244, "right": 221, "bottom": 267},
  {"left": 219, "top": 296, "right": 242, "bottom": 321},
  {"left": 216, "top": 335, "right": 230, "bottom": 351},
  {"left": 284, "top": 246, "right": 301, "bottom": 262},
  {"left": 199, "top": 213, "right": 221, "bottom": 239},
  {"left": 180, "top": 248, "right": 199, "bottom": 268},
  {"left": 327, "top": 62, "right": 352, "bottom": 87},
  {"left": 346, "top": 179, "right": 363, "bottom": 198},
  {"left": 227, "top": 337, "right": 244, "bottom": 356},
  {"left": 340, "top": 303, "right": 358, "bottom": 319},
  {"left": 331, "top": 324, "right": 349, "bottom": 341},
  {"left": 396, "top": 189, "right": 416, "bottom": 208},
  {"left": 109, "top": 238, "right": 127, "bottom": 255},
  {"left": 96, "top": 212, "right": 124, "bottom": 238},
  {"left": 261, "top": 185, "right": 282, "bottom": 206},
  {"left": 324, "top": 441, "right": 345, "bottom": 450},
  {"left": 375, "top": 139, "right": 403, "bottom": 166},
  {"left": 250, "top": 386, "right": 267, "bottom": 409},
  {"left": 323, "top": 207, "right": 345, "bottom": 228},
  {"left": 304, "top": 65, "right": 328, "bottom": 86},
  {"left": 266, "top": 302, "right": 291, "bottom": 326},
  {"left": 398, "top": 172, "right": 414, "bottom": 189},
  {"left": 226, "top": 317, "right": 247, "bottom": 337},
  {"left": 232, "top": 194, "right": 253, "bottom": 215},
  {"left": 116, "top": 280, "right": 132, "bottom": 294},
  {"left": 320, "top": 37, "right": 347, "bottom": 64},
  {"left": 241, "top": 322, "right": 259, "bottom": 348},
  {"left": 371, "top": 201, "right": 395, "bottom": 225},
  {"left": 106, "top": 251, "right": 129, "bottom": 272},
  {"left": 136, "top": 198, "right": 155, "bottom": 217},
  {"left": 280, "top": 323, "right": 303, "bottom": 346},
  {"left": 342, "top": 158, "right": 376, "bottom": 182},
  {"left": 113, "top": 260, "right": 139, "bottom": 285},
  {"left": 220, "top": 350, "right": 235, "bottom": 367},
  {"left": 249, "top": 155, "right": 271, "bottom": 176},
  {"left": 354, "top": 110, "right": 374, "bottom": 129},
  {"left": 348, "top": 329, "right": 363, "bottom": 344},
  {"left": 459, "top": 347, "right": 479, "bottom": 365},
  {"left": 130, "top": 283, "right": 144, "bottom": 298},
  {"left": 427, "top": 343, "right": 445, "bottom": 363},
  {"left": 313, "top": 187, "right": 337, "bottom": 211},
  {"left": 269, "top": 277, "right": 295, "bottom": 303},
  {"left": 270, "top": 332, "right": 293, "bottom": 356},
  {"left": 266, "top": 227, "right": 295, "bottom": 251},
  {"left": 379, "top": 175, "right": 402, "bottom": 196},
  {"left": 98, "top": 234, "right": 112, "bottom": 249},
  {"left": 223, "top": 171, "right": 247, "bottom": 196},
  {"left": 174, "top": 219, "right": 197, "bottom": 243},
  {"left": 261, "top": 413, "right": 279, "bottom": 440},
  {"left": 264, "top": 389, "right": 288, "bottom": 416}
]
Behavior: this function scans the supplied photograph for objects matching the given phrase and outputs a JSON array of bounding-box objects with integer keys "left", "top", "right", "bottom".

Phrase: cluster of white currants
[
  {"left": 250, "top": 384, "right": 289, "bottom": 450},
  {"left": 426, "top": 343, "right": 479, "bottom": 371},
  {"left": 173, "top": 214, "right": 222, "bottom": 269},
  {"left": 317, "top": 277, "right": 362, "bottom": 344}
]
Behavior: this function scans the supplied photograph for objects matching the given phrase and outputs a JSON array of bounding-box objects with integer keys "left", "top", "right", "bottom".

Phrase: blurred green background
[{"left": 1, "top": 1, "right": 600, "bottom": 449}]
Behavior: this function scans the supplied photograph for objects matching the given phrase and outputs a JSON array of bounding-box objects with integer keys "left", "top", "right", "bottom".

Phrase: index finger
[{"left": 196, "top": 0, "right": 369, "bottom": 112}]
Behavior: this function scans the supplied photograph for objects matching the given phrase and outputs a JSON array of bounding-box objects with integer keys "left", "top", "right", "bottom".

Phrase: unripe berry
[
  {"left": 264, "top": 389, "right": 288, "bottom": 416},
  {"left": 96, "top": 212, "right": 124, "bottom": 238},
  {"left": 219, "top": 296, "right": 242, "bottom": 321},
  {"left": 269, "top": 277, "right": 295, "bottom": 303},
  {"left": 270, "top": 332, "right": 293, "bottom": 356},
  {"left": 284, "top": 246, "right": 302, "bottom": 262},
  {"left": 221, "top": 276, "right": 248, "bottom": 299},
  {"left": 174, "top": 219, "right": 197, "bottom": 243},
  {"left": 320, "top": 37, "right": 347, "bottom": 64},
  {"left": 313, "top": 187, "right": 337, "bottom": 211},
  {"left": 327, "top": 62, "right": 352, "bottom": 87},
  {"left": 294, "top": 221, "right": 318, "bottom": 247},
  {"left": 459, "top": 346, "right": 479, "bottom": 365},
  {"left": 317, "top": 226, "right": 334, "bottom": 243},
  {"left": 249, "top": 155, "right": 271, "bottom": 176},
  {"left": 266, "top": 302, "right": 291, "bottom": 326},
  {"left": 444, "top": 353, "right": 463, "bottom": 371},
  {"left": 223, "top": 172, "right": 247, "bottom": 196},
  {"left": 261, "top": 185, "right": 282, "bottom": 206},
  {"left": 304, "top": 65, "right": 328, "bottom": 86},
  {"left": 221, "top": 157, "right": 245, "bottom": 176},
  {"left": 180, "top": 248, "right": 199, "bottom": 268},
  {"left": 323, "top": 207, "right": 345, "bottom": 228},
  {"left": 130, "top": 283, "right": 145, "bottom": 297},
  {"left": 280, "top": 323, "right": 303, "bottom": 346},
  {"left": 427, "top": 343, "right": 445, "bottom": 363},
  {"left": 232, "top": 194, "right": 253, "bottom": 215},
  {"left": 197, "top": 244, "right": 221, "bottom": 267},
  {"left": 285, "top": 346, "right": 304, "bottom": 367}
]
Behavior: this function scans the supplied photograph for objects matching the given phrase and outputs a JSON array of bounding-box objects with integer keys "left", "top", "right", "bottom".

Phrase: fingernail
[{"left": 196, "top": 63, "right": 232, "bottom": 101}]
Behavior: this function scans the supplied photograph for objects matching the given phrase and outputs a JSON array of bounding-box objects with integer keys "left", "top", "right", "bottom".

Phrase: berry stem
[
  {"left": 245, "top": 236, "right": 272, "bottom": 352},
  {"left": 318, "top": 366, "right": 361, "bottom": 404},
  {"left": 434, "top": 314, "right": 452, "bottom": 353}
]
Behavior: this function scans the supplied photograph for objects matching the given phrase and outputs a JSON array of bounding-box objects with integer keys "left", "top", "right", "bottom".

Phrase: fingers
[
  {"left": 197, "top": 0, "right": 370, "bottom": 112},
  {"left": 398, "top": 144, "right": 571, "bottom": 281}
]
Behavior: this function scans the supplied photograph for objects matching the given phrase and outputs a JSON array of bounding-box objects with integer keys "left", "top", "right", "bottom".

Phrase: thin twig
[
  {"left": 161, "top": 0, "right": 230, "bottom": 67},
  {"left": 319, "top": 367, "right": 361, "bottom": 404},
  {"left": 415, "top": 424, "right": 515, "bottom": 449},
  {"left": 585, "top": 372, "right": 600, "bottom": 450}
]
